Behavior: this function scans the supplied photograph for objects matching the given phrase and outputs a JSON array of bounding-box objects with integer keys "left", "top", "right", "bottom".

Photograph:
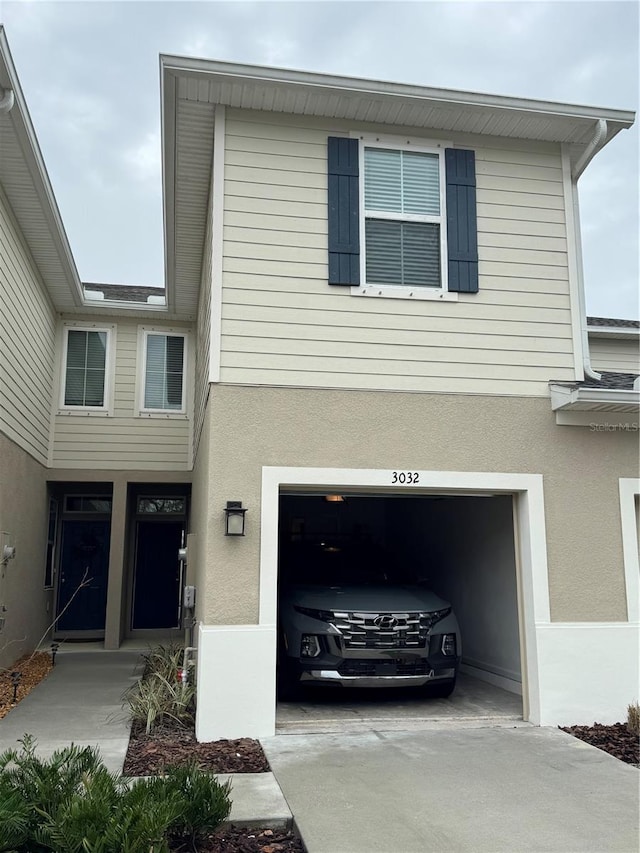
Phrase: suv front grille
[
  {"left": 331, "top": 611, "right": 429, "bottom": 649},
  {"left": 338, "top": 659, "right": 432, "bottom": 677}
]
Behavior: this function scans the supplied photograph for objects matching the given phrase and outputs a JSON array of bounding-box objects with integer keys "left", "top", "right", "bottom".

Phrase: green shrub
[
  {"left": 161, "top": 762, "right": 232, "bottom": 848},
  {"left": 0, "top": 735, "right": 232, "bottom": 853},
  {"left": 627, "top": 701, "right": 640, "bottom": 735}
]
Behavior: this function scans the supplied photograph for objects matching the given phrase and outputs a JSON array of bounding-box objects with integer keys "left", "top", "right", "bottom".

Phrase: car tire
[{"left": 425, "top": 677, "right": 457, "bottom": 699}]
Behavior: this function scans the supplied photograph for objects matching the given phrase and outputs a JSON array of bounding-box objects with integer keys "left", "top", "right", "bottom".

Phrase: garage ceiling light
[{"left": 324, "top": 495, "right": 345, "bottom": 503}]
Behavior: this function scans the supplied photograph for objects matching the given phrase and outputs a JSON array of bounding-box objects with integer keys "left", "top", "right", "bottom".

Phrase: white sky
[{"left": 2, "top": 0, "right": 638, "bottom": 318}]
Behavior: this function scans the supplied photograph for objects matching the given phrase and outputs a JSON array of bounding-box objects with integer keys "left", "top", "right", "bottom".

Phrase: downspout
[
  {"left": 571, "top": 119, "right": 608, "bottom": 381},
  {"left": 0, "top": 87, "right": 14, "bottom": 113}
]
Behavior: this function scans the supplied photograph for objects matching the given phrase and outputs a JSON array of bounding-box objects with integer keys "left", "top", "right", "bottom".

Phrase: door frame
[
  {"left": 125, "top": 489, "right": 189, "bottom": 640},
  {"left": 53, "top": 493, "right": 113, "bottom": 639}
]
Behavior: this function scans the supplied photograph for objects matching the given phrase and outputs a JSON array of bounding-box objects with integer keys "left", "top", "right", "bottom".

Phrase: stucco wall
[
  {"left": 198, "top": 384, "right": 637, "bottom": 625},
  {"left": 0, "top": 433, "right": 52, "bottom": 668}
]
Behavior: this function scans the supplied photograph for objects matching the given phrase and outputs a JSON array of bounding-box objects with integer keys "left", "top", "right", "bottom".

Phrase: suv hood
[{"left": 282, "top": 584, "right": 450, "bottom": 613}]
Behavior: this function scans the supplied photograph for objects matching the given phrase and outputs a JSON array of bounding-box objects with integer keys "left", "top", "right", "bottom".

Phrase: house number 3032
[{"left": 391, "top": 471, "right": 420, "bottom": 484}]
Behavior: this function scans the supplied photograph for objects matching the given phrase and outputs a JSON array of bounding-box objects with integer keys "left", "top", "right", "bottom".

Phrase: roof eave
[
  {"left": 0, "top": 27, "right": 84, "bottom": 308},
  {"left": 159, "top": 54, "right": 636, "bottom": 129},
  {"left": 587, "top": 326, "right": 640, "bottom": 340},
  {"left": 550, "top": 383, "right": 640, "bottom": 412}
]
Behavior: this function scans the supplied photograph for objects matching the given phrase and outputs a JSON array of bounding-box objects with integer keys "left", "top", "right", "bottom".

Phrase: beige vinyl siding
[
  {"left": 589, "top": 336, "right": 640, "bottom": 374},
  {"left": 219, "top": 110, "right": 575, "bottom": 396},
  {"left": 0, "top": 187, "right": 56, "bottom": 465},
  {"left": 52, "top": 317, "right": 193, "bottom": 470}
]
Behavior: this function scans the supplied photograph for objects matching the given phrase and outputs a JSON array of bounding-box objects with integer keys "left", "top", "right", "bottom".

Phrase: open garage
[{"left": 276, "top": 490, "right": 525, "bottom": 731}]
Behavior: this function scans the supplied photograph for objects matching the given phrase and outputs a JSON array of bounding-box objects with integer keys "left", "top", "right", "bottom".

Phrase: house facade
[{"left": 1, "top": 29, "right": 638, "bottom": 737}]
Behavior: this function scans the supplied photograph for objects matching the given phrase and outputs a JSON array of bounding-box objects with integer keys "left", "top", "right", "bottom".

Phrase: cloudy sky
[{"left": 2, "top": 0, "right": 638, "bottom": 318}]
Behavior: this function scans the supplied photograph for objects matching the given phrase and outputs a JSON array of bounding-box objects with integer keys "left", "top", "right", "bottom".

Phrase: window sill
[
  {"left": 136, "top": 411, "right": 189, "bottom": 420},
  {"left": 57, "top": 409, "right": 111, "bottom": 417},
  {"left": 351, "top": 285, "right": 458, "bottom": 302}
]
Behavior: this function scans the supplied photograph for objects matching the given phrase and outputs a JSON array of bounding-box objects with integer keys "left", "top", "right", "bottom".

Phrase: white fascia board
[
  {"left": 549, "top": 383, "right": 640, "bottom": 411},
  {"left": 161, "top": 57, "right": 178, "bottom": 312},
  {"left": 587, "top": 326, "right": 640, "bottom": 339},
  {"left": 160, "top": 54, "right": 635, "bottom": 129},
  {"left": 0, "top": 28, "right": 84, "bottom": 307}
]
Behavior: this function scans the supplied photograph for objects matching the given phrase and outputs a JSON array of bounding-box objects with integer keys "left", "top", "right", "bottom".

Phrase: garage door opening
[{"left": 276, "top": 491, "right": 524, "bottom": 731}]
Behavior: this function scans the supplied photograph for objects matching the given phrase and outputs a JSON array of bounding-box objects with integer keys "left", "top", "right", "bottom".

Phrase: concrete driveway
[{"left": 262, "top": 726, "right": 640, "bottom": 853}]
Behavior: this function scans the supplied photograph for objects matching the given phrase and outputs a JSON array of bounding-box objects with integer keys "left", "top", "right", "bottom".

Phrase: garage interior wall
[{"left": 387, "top": 496, "right": 521, "bottom": 691}]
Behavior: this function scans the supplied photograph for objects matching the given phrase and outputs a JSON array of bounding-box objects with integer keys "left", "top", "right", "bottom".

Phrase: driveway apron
[{"left": 262, "top": 725, "right": 640, "bottom": 853}]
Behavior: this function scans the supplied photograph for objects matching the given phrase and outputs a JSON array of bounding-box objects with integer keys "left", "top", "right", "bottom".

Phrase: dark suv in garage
[{"left": 278, "top": 541, "right": 461, "bottom": 697}]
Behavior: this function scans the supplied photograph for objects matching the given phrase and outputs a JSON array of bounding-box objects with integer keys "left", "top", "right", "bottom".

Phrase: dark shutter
[
  {"left": 328, "top": 137, "right": 360, "bottom": 285},
  {"left": 445, "top": 148, "right": 478, "bottom": 293}
]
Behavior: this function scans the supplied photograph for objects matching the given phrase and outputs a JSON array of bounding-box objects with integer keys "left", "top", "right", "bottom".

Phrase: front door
[
  {"left": 57, "top": 519, "right": 111, "bottom": 632},
  {"left": 131, "top": 521, "right": 183, "bottom": 629}
]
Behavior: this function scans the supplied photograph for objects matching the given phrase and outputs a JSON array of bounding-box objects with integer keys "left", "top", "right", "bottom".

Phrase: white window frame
[
  {"left": 59, "top": 323, "right": 115, "bottom": 415},
  {"left": 137, "top": 327, "right": 189, "bottom": 417},
  {"left": 351, "top": 132, "right": 456, "bottom": 302}
]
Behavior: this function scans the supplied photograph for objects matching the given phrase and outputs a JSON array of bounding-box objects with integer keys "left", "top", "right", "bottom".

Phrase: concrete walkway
[
  {"left": 0, "top": 650, "right": 140, "bottom": 772},
  {"left": 262, "top": 726, "right": 640, "bottom": 853},
  {"left": 0, "top": 650, "right": 291, "bottom": 828}
]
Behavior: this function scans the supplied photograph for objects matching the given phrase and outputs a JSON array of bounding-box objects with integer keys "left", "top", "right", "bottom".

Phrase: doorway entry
[
  {"left": 129, "top": 493, "right": 188, "bottom": 632},
  {"left": 55, "top": 493, "right": 113, "bottom": 636}
]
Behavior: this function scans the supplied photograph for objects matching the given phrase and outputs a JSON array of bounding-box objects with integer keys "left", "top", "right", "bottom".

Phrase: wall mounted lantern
[{"left": 224, "top": 501, "right": 247, "bottom": 536}]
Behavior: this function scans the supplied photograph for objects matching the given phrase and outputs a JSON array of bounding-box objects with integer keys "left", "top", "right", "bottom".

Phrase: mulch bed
[
  {"left": 179, "top": 826, "right": 305, "bottom": 852},
  {"left": 560, "top": 722, "right": 639, "bottom": 766},
  {"left": 0, "top": 651, "right": 53, "bottom": 720},
  {"left": 123, "top": 721, "right": 270, "bottom": 776},
  {"left": 126, "top": 725, "right": 303, "bottom": 850}
]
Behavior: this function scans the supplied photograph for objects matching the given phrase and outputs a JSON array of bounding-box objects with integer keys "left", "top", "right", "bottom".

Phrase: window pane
[
  {"left": 86, "top": 331, "right": 107, "bottom": 369},
  {"left": 64, "top": 330, "right": 106, "bottom": 406},
  {"left": 364, "top": 148, "right": 402, "bottom": 212},
  {"left": 64, "top": 368, "right": 86, "bottom": 406},
  {"left": 402, "top": 152, "right": 440, "bottom": 216},
  {"left": 84, "top": 370, "right": 105, "bottom": 406},
  {"left": 144, "top": 334, "right": 184, "bottom": 410},
  {"left": 66, "top": 330, "right": 87, "bottom": 368},
  {"left": 366, "top": 219, "right": 440, "bottom": 287},
  {"left": 364, "top": 148, "right": 440, "bottom": 216}
]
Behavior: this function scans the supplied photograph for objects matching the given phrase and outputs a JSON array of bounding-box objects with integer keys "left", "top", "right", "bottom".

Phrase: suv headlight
[
  {"left": 421, "top": 607, "right": 452, "bottom": 630},
  {"left": 294, "top": 606, "right": 334, "bottom": 622}
]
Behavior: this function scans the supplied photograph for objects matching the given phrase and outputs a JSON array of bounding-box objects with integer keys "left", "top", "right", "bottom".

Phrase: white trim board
[
  {"left": 259, "top": 466, "right": 549, "bottom": 726},
  {"left": 208, "top": 104, "right": 225, "bottom": 384},
  {"left": 619, "top": 478, "right": 640, "bottom": 622}
]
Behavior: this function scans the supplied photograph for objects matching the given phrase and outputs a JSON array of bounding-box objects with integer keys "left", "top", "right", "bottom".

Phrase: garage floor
[{"left": 276, "top": 672, "right": 523, "bottom": 734}]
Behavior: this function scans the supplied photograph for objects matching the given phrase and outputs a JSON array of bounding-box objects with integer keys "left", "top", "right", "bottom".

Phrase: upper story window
[
  {"left": 327, "top": 136, "right": 478, "bottom": 298},
  {"left": 61, "top": 326, "right": 112, "bottom": 411},
  {"left": 363, "top": 146, "right": 445, "bottom": 290},
  {"left": 141, "top": 331, "right": 186, "bottom": 413}
]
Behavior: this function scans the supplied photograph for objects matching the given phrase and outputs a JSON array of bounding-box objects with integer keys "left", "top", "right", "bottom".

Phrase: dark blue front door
[
  {"left": 57, "top": 520, "right": 110, "bottom": 631},
  {"left": 132, "top": 521, "right": 183, "bottom": 629}
]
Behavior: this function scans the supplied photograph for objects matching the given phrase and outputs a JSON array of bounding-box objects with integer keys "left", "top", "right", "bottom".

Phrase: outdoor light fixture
[
  {"left": 324, "top": 495, "right": 345, "bottom": 503},
  {"left": 224, "top": 501, "right": 247, "bottom": 536}
]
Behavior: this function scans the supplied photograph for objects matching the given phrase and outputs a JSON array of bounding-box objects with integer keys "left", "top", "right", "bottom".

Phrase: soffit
[{"left": 0, "top": 30, "right": 83, "bottom": 311}]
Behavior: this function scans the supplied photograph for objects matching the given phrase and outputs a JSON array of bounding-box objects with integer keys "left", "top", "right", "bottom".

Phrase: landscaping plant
[
  {"left": 627, "top": 701, "right": 640, "bottom": 735},
  {"left": 124, "top": 643, "right": 195, "bottom": 734},
  {"left": 0, "top": 735, "right": 231, "bottom": 853}
]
